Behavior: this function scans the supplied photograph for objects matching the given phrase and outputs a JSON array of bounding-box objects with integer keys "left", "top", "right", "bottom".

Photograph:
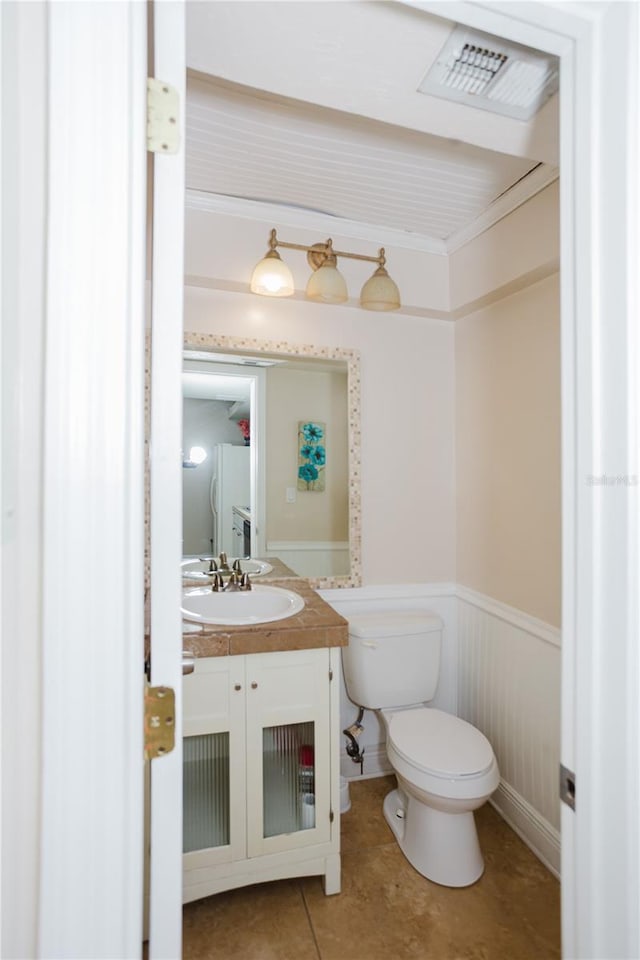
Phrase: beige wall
[
  {"left": 184, "top": 190, "right": 560, "bottom": 607},
  {"left": 449, "top": 182, "right": 560, "bottom": 312},
  {"left": 183, "top": 285, "right": 457, "bottom": 585},
  {"left": 455, "top": 272, "right": 561, "bottom": 626},
  {"left": 266, "top": 367, "right": 349, "bottom": 542}
]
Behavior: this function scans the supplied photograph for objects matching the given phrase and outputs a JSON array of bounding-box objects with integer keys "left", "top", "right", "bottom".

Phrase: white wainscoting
[
  {"left": 456, "top": 586, "right": 561, "bottom": 877},
  {"left": 268, "top": 541, "right": 349, "bottom": 577},
  {"left": 321, "top": 582, "right": 561, "bottom": 878}
]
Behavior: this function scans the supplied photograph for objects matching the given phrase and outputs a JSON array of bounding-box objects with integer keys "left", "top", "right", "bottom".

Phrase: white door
[{"left": 147, "top": 1, "right": 187, "bottom": 958}]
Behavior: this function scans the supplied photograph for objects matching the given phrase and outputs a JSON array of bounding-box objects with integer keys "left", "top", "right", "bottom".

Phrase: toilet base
[{"left": 383, "top": 787, "right": 485, "bottom": 887}]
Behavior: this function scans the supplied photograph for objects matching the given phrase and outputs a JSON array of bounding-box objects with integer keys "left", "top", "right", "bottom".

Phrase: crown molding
[
  {"left": 444, "top": 164, "right": 559, "bottom": 253},
  {"left": 185, "top": 189, "right": 448, "bottom": 255},
  {"left": 186, "top": 162, "right": 559, "bottom": 260}
]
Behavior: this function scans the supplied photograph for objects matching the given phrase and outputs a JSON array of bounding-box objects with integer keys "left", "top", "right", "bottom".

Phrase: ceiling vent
[{"left": 418, "top": 26, "right": 559, "bottom": 121}]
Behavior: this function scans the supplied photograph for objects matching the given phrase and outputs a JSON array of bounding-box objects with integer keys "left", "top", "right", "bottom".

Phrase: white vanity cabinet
[{"left": 182, "top": 646, "right": 342, "bottom": 903}]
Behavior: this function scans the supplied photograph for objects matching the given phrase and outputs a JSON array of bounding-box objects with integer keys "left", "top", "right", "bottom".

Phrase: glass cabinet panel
[
  {"left": 183, "top": 732, "right": 230, "bottom": 853},
  {"left": 262, "top": 721, "right": 315, "bottom": 838}
]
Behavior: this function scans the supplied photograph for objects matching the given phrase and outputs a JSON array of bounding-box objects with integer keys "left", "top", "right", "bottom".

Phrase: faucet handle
[
  {"left": 232, "top": 558, "right": 242, "bottom": 573},
  {"left": 226, "top": 571, "right": 242, "bottom": 591},
  {"left": 208, "top": 557, "right": 218, "bottom": 573},
  {"left": 240, "top": 572, "right": 252, "bottom": 591},
  {"left": 210, "top": 572, "right": 224, "bottom": 592}
]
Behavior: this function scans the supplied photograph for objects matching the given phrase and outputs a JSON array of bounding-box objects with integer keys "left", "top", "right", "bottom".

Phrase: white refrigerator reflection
[{"left": 210, "top": 443, "right": 250, "bottom": 555}]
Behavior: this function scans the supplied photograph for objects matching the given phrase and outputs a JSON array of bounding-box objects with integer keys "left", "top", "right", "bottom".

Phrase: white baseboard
[{"left": 490, "top": 779, "right": 560, "bottom": 878}]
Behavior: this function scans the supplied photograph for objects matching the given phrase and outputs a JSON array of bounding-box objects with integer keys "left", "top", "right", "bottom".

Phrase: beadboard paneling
[
  {"left": 457, "top": 591, "right": 561, "bottom": 873},
  {"left": 186, "top": 74, "right": 538, "bottom": 243}
]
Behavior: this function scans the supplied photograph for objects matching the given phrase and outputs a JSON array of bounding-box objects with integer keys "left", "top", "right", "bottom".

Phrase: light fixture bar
[
  {"left": 275, "top": 236, "right": 384, "bottom": 267},
  {"left": 250, "top": 228, "right": 401, "bottom": 311}
]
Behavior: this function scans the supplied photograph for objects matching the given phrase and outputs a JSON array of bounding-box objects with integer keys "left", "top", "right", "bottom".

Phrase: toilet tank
[{"left": 341, "top": 611, "right": 443, "bottom": 709}]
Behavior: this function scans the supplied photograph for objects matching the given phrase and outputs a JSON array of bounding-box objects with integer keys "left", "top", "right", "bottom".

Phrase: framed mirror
[{"left": 181, "top": 332, "right": 361, "bottom": 589}]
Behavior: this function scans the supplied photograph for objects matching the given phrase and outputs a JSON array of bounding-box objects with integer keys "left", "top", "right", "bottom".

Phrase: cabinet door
[
  {"left": 245, "top": 648, "right": 332, "bottom": 857},
  {"left": 182, "top": 657, "right": 246, "bottom": 866}
]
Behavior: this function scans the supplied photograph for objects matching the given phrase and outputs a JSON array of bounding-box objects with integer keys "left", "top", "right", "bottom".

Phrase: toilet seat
[{"left": 385, "top": 707, "right": 495, "bottom": 779}]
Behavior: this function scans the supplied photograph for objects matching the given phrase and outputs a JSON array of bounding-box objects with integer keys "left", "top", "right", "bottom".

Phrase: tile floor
[{"left": 182, "top": 775, "right": 561, "bottom": 960}]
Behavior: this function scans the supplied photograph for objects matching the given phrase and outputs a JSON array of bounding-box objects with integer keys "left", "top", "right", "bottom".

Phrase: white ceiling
[{"left": 185, "top": 1, "right": 559, "bottom": 249}]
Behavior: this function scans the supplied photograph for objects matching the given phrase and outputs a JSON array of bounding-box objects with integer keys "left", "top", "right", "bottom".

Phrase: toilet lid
[{"left": 387, "top": 708, "right": 494, "bottom": 778}]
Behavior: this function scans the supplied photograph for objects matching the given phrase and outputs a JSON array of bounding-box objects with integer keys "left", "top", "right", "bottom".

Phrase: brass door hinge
[
  {"left": 146, "top": 78, "right": 179, "bottom": 154},
  {"left": 330, "top": 809, "right": 335, "bottom": 823},
  {"left": 144, "top": 685, "right": 176, "bottom": 759}
]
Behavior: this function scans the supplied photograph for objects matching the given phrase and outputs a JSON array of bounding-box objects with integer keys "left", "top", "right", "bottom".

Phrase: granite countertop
[
  {"left": 145, "top": 558, "right": 348, "bottom": 660},
  {"left": 251, "top": 556, "right": 298, "bottom": 580},
  {"left": 181, "top": 578, "right": 348, "bottom": 658}
]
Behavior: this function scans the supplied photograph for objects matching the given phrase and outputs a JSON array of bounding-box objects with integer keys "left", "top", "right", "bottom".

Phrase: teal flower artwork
[{"left": 298, "top": 421, "right": 326, "bottom": 491}]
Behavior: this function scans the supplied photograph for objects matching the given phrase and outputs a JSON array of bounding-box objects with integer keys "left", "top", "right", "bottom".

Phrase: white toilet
[{"left": 341, "top": 611, "right": 499, "bottom": 887}]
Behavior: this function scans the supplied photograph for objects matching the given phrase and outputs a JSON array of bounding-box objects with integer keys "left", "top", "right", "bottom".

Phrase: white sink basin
[
  {"left": 181, "top": 557, "right": 273, "bottom": 580},
  {"left": 181, "top": 584, "right": 304, "bottom": 626}
]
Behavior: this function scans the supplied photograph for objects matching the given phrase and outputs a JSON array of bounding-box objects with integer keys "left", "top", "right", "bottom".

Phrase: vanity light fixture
[
  {"left": 182, "top": 445, "right": 207, "bottom": 469},
  {"left": 250, "top": 228, "right": 401, "bottom": 312}
]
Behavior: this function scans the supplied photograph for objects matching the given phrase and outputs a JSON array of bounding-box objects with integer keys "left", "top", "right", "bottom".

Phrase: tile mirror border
[{"left": 145, "top": 332, "right": 362, "bottom": 590}]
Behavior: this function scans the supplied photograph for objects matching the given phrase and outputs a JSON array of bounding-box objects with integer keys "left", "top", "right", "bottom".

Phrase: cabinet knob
[
  {"left": 251, "top": 681, "right": 258, "bottom": 689},
  {"left": 234, "top": 683, "right": 242, "bottom": 691}
]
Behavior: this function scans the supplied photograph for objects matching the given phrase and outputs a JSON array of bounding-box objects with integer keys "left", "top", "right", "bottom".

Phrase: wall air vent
[{"left": 417, "top": 26, "right": 559, "bottom": 121}]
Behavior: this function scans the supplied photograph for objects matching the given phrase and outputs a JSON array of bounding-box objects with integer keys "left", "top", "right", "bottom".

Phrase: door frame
[
  {"left": 147, "top": 2, "right": 186, "bottom": 958},
  {"left": 413, "top": 3, "right": 640, "bottom": 957},
  {"left": 36, "top": 2, "right": 148, "bottom": 957},
  {"left": 180, "top": 354, "right": 267, "bottom": 559},
  {"left": 14, "top": 1, "right": 638, "bottom": 958}
]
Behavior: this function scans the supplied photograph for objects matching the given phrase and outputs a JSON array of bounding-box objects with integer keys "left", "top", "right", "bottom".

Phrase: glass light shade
[
  {"left": 360, "top": 266, "right": 401, "bottom": 311},
  {"left": 182, "top": 445, "right": 208, "bottom": 468},
  {"left": 305, "top": 264, "right": 348, "bottom": 304},
  {"left": 188, "top": 446, "right": 207, "bottom": 465},
  {"left": 250, "top": 252, "right": 294, "bottom": 297}
]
